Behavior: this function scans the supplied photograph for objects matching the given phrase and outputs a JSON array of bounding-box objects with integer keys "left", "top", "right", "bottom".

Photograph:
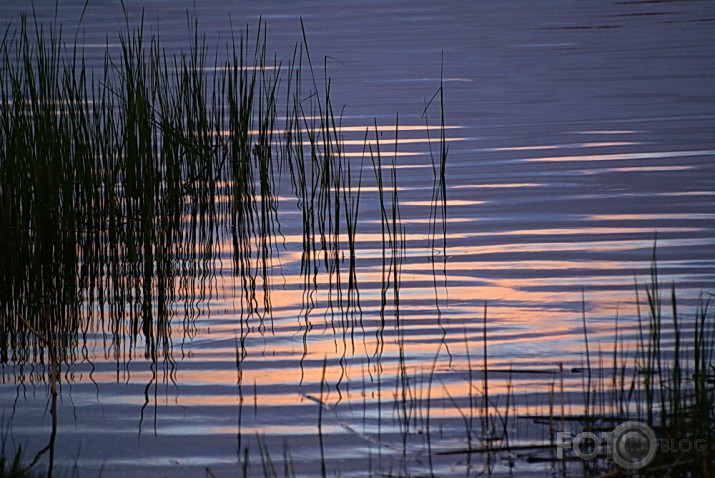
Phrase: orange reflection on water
[
  {"left": 401, "top": 200, "right": 485, "bottom": 207},
  {"left": 340, "top": 136, "right": 468, "bottom": 147},
  {"left": 523, "top": 149, "right": 715, "bottom": 162},
  {"left": 452, "top": 182, "right": 543, "bottom": 189},
  {"left": 456, "top": 226, "right": 701, "bottom": 237},
  {"left": 488, "top": 141, "right": 638, "bottom": 152},
  {"left": 587, "top": 213, "right": 715, "bottom": 221}
]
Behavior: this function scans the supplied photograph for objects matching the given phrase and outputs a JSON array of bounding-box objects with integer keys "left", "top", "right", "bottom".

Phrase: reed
[
  {"left": 421, "top": 250, "right": 714, "bottom": 476},
  {"left": 546, "top": 248, "right": 715, "bottom": 474},
  {"left": 0, "top": 446, "right": 39, "bottom": 478}
]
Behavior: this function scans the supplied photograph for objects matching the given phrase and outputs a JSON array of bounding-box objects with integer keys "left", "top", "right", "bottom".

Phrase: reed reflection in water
[{"left": 0, "top": 13, "right": 451, "bottom": 476}]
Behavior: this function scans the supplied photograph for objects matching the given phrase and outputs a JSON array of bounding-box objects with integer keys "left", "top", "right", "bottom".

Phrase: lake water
[{"left": 1, "top": 1, "right": 714, "bottom": 476}]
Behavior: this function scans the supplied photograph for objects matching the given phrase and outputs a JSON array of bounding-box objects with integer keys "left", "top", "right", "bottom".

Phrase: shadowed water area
[{"left": 1, "top": 1, "right": 714, "bottom": 476}]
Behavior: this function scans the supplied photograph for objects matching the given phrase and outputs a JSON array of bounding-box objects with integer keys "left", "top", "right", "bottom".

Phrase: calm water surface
[{"left": 1, "top": 1, "right": 714, "bottom": 476}]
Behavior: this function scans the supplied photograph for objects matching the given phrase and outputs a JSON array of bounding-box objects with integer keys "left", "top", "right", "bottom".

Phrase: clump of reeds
[
  {"left": 0, "top": 444, "right": 39, "bottom": 478},
  {"left": 623, "top": 249, "right": 714, "bottom": 473},
  {"left": 0, "top": 9, "right": 398, "bottom": 366},
  {"left": 1, "top": 8, "right": 455, "bottom": 476},
  {"left": 541, "top": 248, "right": 714, "bottom": 475},
  {"left": 421, "top": 248, "right": 714, "bottom": 476}
]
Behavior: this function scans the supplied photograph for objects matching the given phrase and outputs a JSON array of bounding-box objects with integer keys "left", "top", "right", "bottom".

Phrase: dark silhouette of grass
[{"left": 0, "top": 447, "right": 40, "bottom": 478}]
